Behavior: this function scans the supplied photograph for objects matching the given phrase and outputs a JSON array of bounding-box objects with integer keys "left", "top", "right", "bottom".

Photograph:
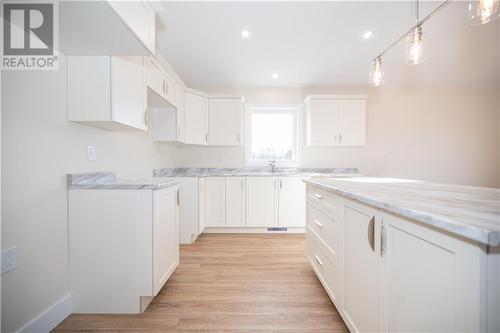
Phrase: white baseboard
[
  {"left": 17, "top": 294, "right": 71, "bottom": 333},
  {"left": 203, "top": 227, "right": 305, "bottom": 234}
]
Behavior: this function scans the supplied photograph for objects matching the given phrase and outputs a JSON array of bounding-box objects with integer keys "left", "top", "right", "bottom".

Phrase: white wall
[{"left": 1, "top": 54, "right": 176, "bottom": 332}]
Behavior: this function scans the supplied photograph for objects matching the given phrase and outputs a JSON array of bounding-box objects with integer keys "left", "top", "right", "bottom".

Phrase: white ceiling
[{"left": 156, "top": 1, "right": 499, "bottom": 89}]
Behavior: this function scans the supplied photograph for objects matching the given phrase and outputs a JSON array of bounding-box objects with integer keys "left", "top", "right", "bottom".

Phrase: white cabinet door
[
  {"left": 152, "top": 188, "right": 179, "bottom": 296},
  {"left": 379, "top": 212, "right": 484, "bottom": 333},
  {"left": 278, "top": 177, "right": 306, "bottom": 227},
  {"left": 205, "top": 177, "right": 226, "bottom": 227},
  {"left": 108, "top": 1, "right": 155, "bottom": 54},
  {"left": 225, "top": 177, "right": 246, "bottom": 227},
  {"left": 208, "top": 99, "right": 242, "bottom": 146},
  {"left": 185, "top": 93, "right": 209, "bottom": 145},
  {"left": 146, "top": 57, "right": 164, "bottom": 97},
  {"left": 306, "top": 100, "right": 339, "bottom": 146},
  {"left": 246, "top": 177, "right": 278, "bottom": 227},
  {"left": 198, "top": 178, "right": 207, "bottom": 233},
  {"left": 343, "top": 201, "right": 380, "bottom": 333},
  {"left": 337, "top": 100, "right": 366, "bottom": 146},
  {"left": 111, "top": 56, "right": 147, "bottom": 130},
  {"left": 176, "top": 87, "right": 186, "bottom": 142}
]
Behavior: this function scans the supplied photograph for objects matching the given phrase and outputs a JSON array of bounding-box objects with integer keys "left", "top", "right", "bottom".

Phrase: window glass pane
[{"left": 251, "top": 112, "right": 294, "bottom": 160}]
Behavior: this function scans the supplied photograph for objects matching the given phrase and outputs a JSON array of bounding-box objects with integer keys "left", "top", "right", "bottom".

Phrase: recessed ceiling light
[
  {"left": 272, "top": 73, "right": 279, "bottom": 79},
  {"left": 241, "top": 30, "right": 250, "bottom": 38},
  {"left": 363, "top": 31, "right": 373, "bottom": 39}
]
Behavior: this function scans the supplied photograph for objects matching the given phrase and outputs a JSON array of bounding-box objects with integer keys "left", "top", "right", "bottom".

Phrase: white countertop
[{"left": 305, "top": 177, "right": 500, "bottom": 246}]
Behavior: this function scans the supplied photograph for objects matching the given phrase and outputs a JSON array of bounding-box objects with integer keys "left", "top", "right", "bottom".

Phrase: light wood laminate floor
[{"left": 54, "top": 234, "right": 348, "bottom": 332}]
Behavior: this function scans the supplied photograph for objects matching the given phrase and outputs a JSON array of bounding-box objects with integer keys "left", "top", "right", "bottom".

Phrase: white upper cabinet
[
  {"left": 184, "top": 93, "right": 209, "bottom": 145},
  {"left": 208, "top": 99, "right": 243, "bottom": 146},
  {"left": 225, "top": 177, "right": 246, "bottom": 227},
  {"left": 305, "top": 95, "right": 367, "bottom": 147},
  {"left": 205, "top": 177, "right": 226, "bottom": 227},
  {"left": 109, "top": 1, "right": 156, "bottom": 54},
  {"left": 337, "top": 100, "right": 366, "bottom": 146},
  {"left": 278, "top": 177, "right": 306, "bottom": 227},
  {"left": 60, "top": 1, "right": 156, "bottom": 55},
  {"left": 67, "top": 56, "right": 147, "bottom": 131},
  {"left": 145, "top": 57, "right": 179, "bottom": 109}
]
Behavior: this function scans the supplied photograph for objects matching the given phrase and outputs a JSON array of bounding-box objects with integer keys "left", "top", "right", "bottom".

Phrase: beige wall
[{"left": 1, "top": 54, "right": 176, "bottom": 332}]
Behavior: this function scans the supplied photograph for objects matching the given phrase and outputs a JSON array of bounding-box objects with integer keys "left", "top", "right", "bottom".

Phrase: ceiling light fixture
[
  {"left": 369, "top": 57, "right": 384, "bottom": 87},
  {"left": 272, "top": 73, "right": 279, "bottom": 79},
  {"left": 469, "top": 0, "right": 500, "bottom": 25},
  {"left": 406, "top": 0, "right": 425, "bottom": 65},
  {"left": 369, "top": 0, "right": 449, "bottom": 87},
  {"left": 363, "top": 31, "right": 373, "bottom": 39},
  {"left": 241, "top": 30, "right": 250, "bottom": 38}
]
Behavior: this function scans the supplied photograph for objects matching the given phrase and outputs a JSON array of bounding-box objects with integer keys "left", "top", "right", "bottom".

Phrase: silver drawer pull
[
  {"left": 314, "top": 254, "right": 324, "bottom": 266},
  {"left": 314, "top": 219, "right": 324, "bottom": 228},
  {"left": 313, "top": 193, "right": 323, "bottom": 200}
]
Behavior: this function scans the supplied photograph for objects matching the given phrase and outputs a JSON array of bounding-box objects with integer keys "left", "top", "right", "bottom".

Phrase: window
[{"left": 245, "top": 105, "right": 299, "bottom": 166}]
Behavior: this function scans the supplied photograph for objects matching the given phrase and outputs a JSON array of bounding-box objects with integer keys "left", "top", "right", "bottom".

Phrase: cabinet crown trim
[{"left": 304, "top": 95, "right": 368, "bottom": 103}]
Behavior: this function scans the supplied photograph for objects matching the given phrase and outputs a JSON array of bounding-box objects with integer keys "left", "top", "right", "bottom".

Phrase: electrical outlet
[
  {"left": 87, "top": 146, "right": 96, "bottom": 161},
  {"left": 1, "top": 247, "right": 18, "bottom": 274}
]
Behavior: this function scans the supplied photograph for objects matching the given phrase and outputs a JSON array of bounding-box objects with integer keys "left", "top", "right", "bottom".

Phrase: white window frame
[{"left": 245, "top": 104, "right": 301, "bottom": 167}]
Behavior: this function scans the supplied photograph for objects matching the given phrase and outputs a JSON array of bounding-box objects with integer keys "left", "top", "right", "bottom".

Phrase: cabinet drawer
[
  {"left": 307, "top": 186, "right": 342, "bottom": 216},
  {"left": 307, "top": 203, "right": 340, "bottom": 259},
  {"left": 306, "top": 233, "right": 342, "bottom": 307}
]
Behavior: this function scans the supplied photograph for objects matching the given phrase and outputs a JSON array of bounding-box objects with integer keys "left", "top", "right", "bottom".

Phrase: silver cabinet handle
[
  {"left": 205, "top": 133, "right": 208, "bottom": 143},
  {"left": 314, "top": 254, "right": 324, "bottom": 266},
  {"left": 274, "top": 179, "right": 278, "bottom": 190},
  {"left": 313, "top": 193, "right": 323, "bottom": 200},
  {"left": 339, "top": 133, "right": 342, "bottom": 143},
  {"left": 279, "top": 179, "right": 283, "bottom": 190},
  {"left": 367, "top": 216, "right": 375, "bottom": 252},
  {"left": 176, "top": 190, "right": 180, "bottom": 206},
  {"left": 237, "top": 133, "right": 241, "bottom": 143},
  {"left": 240, "top": 179, "right": 245, "bottom": 191},
  {"left": 314, "top": 219, "right": 323, "bottom": 228},
  {"left": 334, "top": 133, "right": 338, "bottom": 143}
]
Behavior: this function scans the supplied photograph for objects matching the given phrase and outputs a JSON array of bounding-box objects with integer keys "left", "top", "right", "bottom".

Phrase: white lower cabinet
[
  {"left": 245, "top": 177, "right": 279, "bottom": 227},
  {"left": 198, "top": 177, "right": 207, "bottom": 233},
  {"left": 68, "top": 186, "right": 179, "bottom": 313},
  {"left": 153, "top": 188, "right": 179, "bottom": 296},
  {"left": 199, "top": 176, "right": 306, "bottom": 229},
  {"left": 305, "top": 184, "right": 496, "bottom": 333},
  {"left": 205, "top": 177, "right": 226, "bottom": 227},
  {"left": 226, "top": 177, "right": 246, "bottom": 227},
  {"left": 342, "top": 201, "right": 380, "bottom": 333},
  {"left": 278, "top": 177, "right": 306, "bottom": 227},
  {"left": 378, "top": 212, "right": 485, "bottom": 333}
]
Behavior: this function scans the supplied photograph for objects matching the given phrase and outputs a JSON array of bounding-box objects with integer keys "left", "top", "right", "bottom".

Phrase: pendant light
[
  {"left": 469, "top": 0, "right": 500, "bottom": 25},
  {"left": 406, "top": 26, "right": 425, "bottom": 65},
  {"left": 406, "top": 0, "right": 425, "bottom": 65},
  {"left": 369, "top": 57, "right": 384, "bottom": 87}
]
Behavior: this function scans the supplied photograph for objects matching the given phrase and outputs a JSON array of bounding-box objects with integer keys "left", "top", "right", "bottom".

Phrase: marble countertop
[
  {"left": 153, "top": 167, "right": 360, "bottom": 178},
  {"left": 67, "top": 172, "right": 180, "bottom": 190},
  {"left": 305, "top": 177, "right": 500, "bottom": 246}
]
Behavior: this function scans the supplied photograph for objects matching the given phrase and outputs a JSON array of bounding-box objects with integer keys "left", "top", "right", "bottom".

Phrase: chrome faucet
[{"left": 268, "top": 160, "right": 277, "bottom": 173}]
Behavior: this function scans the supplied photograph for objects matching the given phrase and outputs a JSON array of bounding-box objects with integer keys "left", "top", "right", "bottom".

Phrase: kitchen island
[{"left": 304, "top": 177, "right": 499, "bottom": 333}]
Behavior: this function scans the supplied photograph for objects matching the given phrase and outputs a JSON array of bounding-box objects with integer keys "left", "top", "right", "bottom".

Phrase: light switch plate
[
  {"left": 1, "top": 247, "right": 18, "bottom": 274},
  {"left": 87, "top": 146, "right": 96, "bottom": 161}
]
